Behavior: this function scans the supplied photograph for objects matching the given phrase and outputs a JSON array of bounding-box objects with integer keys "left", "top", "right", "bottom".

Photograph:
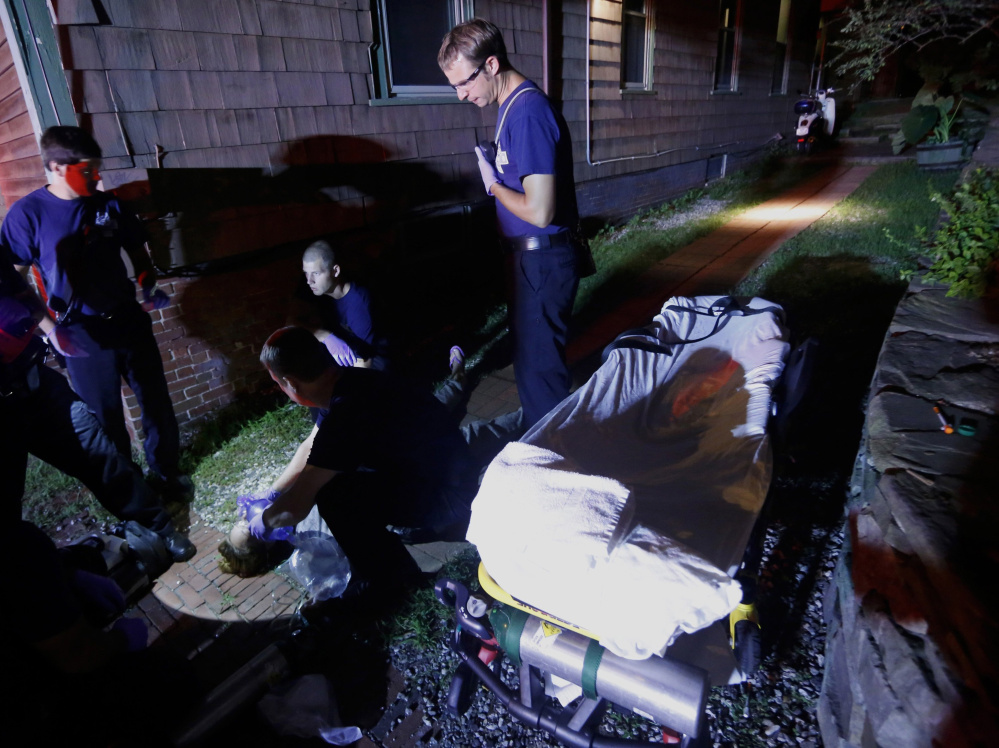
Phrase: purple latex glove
[
  {"left": 475, "top": 146, "right": 499, "bottom": 195},
  {"left": 72, "top": 569, "right": 127, "bottom": 619},
  {"left": 111, "top": 616, "right": 148, "bottom": 652},
  {"left": 322, "top": 332, "right": 357, "bottom": 367},
  {"left": 239, "top": 490, "right": 293, "bottom": 542},
  {"left": 49, "top": 326, "right": 89, "bottom": 357},
  {"left": 141, "top": 286, "right": 170, "bottom": 312},
  {"left": 237, "top": 490, "right": 281, "bottom": 524},
  {"left": 248, "top": 512, "right": 294, "bottom": 543}
]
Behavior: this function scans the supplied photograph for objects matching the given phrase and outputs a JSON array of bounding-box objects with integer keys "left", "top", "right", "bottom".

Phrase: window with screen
[
  {"left": 371, "top": 0, "right": 475, "bottom": 100},
  {"left": 622, "top": 0, "right": 653, "bottom": 91},
  {"left": 714, "top": 0, "right": 741, "bottom": 92},
  {"left": 771, "top": 0, "right": 792, "bottom": 94}
]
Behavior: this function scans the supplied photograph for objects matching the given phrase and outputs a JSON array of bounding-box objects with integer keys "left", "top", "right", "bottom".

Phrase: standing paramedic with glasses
[
  {"left": 0, "top": 127, "right": 196, "bottom": 526},
  {"left": 439, "top": 19, "right": 592, "bottom": 429}
]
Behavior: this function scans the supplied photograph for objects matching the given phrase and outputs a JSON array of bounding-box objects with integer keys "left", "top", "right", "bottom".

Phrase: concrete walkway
[{"left": 132, "top": 163, "right": 879, "bottom": 738}]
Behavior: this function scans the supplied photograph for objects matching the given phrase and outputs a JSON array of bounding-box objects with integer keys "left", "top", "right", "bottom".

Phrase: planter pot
[{"left": 916, "top": 140, "right": 966, "bottom": 170}]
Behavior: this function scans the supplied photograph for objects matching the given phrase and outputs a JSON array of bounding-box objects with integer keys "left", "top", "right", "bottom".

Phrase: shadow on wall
[
  {"left": 104, "top": 135, "right": 503, "bottom": 420},
  {"left": 108, "top": 134, "right": 459, "bottom": 270}
]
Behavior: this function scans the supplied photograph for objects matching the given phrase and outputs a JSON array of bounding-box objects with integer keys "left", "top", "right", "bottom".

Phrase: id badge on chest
[{"left": 496, "top": 145, "right": 509, "bottom": 174}]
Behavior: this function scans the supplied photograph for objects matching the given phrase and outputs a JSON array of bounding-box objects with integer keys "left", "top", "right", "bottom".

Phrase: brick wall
[{"left": 121, "top": 251, "right": 300, "bottom": 429}]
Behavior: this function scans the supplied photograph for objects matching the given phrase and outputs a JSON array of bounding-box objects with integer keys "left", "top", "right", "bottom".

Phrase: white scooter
[{"left": 794, "top": 88, "right": 836, "bottom": 154}]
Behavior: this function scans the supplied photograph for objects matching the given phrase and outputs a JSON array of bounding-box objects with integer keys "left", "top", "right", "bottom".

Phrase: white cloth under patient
[
  {"left": 467, "top": 442, "right": 635, "bottom": 577},
  {"left": 467, "top": 295, "right": 789, "bottom": 661}
]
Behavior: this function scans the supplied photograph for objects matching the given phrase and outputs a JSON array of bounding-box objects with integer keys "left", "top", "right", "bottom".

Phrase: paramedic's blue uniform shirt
[
  {"left": 494, "top": 81, "right": 579, "bottom": 238},
  {"left": 293, "top": 279, "right": 388, "bottom": 367},
  {"left": 0, "top": 188, "right": 146, "bottom": 317}
]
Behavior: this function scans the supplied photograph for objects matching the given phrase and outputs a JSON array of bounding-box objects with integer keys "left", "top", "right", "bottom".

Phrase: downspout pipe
[{"left": 584, "top": 0, "right": 684, "bottom": 167}]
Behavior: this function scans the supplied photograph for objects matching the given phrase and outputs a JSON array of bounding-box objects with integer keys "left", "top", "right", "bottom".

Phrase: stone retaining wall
[{"left": 818, "top": 281, "right": 999, "bottom": 747}]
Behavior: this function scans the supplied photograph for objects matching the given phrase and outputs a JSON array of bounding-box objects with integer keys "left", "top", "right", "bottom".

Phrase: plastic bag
[
  {"left": 289, "top": 531, "right": 351, "bottom": 602},
  {"left": 258, "top": 673, "right": 362, "bottom": 745}
]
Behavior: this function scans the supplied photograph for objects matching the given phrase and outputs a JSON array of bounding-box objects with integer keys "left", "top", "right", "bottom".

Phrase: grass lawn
[{"left": 731, "top": 161, "right": 959, "bottom": 468}]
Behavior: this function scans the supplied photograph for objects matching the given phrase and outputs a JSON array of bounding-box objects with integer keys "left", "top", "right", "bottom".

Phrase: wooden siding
[
  {"left": 563, "top": 1, "right": 811, "bottom": 184},
  {"left": 0, "top": 28, "right": 47, "bottom": 217},
  {"left": 52, "top": 0, "right": 815, "bottom": 248}
]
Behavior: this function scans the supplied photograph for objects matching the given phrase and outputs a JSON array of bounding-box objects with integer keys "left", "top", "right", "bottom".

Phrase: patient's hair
[
  {"left": 438, "top": 18, "right": 509, "bottom": 71},
  {"left": 302, "top": 239, "right": 336, "bottom": 271},
  {"left": 217, "top": 537, "right": 272, "bottom": 577},
  {"left": 40, "top": 126, "right": 102, "bottom": 170},
  {"left": 260, "top": 326, "right": 333, "bottom": 381}
]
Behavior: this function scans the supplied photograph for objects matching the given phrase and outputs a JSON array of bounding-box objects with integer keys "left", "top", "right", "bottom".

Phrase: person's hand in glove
[
  {"left": 475, "top": 146, "right": 499, "bottom": 196},
  {"left": 248, "top": 512, "right": 294, "bottom": 543},
  {"left": 49, "top": 326, "right": 89, "bottom": 357},
  {"left": 238, "top": 491, "right": 294, "bottom": 542},
  {"left": 141, "top": 285, "right": 170, "bottom": 312},
  {"left": 322, "top": 332, "right": 357, "bottom": 367}
]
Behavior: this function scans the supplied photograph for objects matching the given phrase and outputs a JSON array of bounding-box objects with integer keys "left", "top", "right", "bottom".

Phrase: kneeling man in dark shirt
[{"left": 248, "top": 326, "right": 480, "bottom": 593}]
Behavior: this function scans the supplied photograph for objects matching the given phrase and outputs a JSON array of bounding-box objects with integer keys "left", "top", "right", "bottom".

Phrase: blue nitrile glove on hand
[
  {"left": 239, "top": 491, "right": 294, "bottom": 542},
  {"left": 249, "top": 513, "right": 294, "bottom": 543},
  {"left": 475, "top": 146, "right": 499, "bottom": 196},
  {"left": 322, "top": 332, "right": 357, "bottom": 367},
  {"left": 141, "top": 285, "right": 170, "bottom": 312},
  {"left": 111, "top": 617, "right": 148, "bottom": 652}
]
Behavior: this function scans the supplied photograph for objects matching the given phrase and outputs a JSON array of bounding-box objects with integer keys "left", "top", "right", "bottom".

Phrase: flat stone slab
[
  {"left": 874, "top": 332, "right": 999, "bottom": 416},
  {"left": 867, "top": 391, "right": 995, "bottom": 475},
  {"left": 890, "top": 288, "right": 999, "bottom": 343}
]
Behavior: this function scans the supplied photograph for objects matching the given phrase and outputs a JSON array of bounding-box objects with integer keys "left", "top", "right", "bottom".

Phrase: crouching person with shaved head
[{"left": 234, "top": 326, "right": 480, "bottom": 600}]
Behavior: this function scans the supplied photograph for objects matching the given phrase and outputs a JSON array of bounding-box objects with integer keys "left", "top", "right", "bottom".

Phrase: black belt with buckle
[{"left": 501, "top": 231, "right": 576, "bottom": 252}]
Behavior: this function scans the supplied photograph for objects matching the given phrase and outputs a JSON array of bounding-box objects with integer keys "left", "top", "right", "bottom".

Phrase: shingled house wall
[
  {"left": 7, "top": 0, "right": 817, "bottom": 436},
  {"left": 0, "top": 23, "right": 47, "bottom": 217}
]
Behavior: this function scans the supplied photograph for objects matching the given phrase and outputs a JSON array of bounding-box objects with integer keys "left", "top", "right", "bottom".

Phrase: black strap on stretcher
[{"left": 602, "top": 295, "right": 784, "bottom": 362}]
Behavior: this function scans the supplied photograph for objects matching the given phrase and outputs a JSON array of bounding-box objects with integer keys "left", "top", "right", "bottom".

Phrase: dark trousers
[
  {"left": 506, "top": 246, "right": 580, "bottom": 428},
  {"left": 313, "top": 384, "right": 524, "bottom": 590},
  {"left": 315, "top": 472, "right": 425, "bottom": 592},
  {"left": 2, "top": 363, "right": 171, "bottom": 532},
  {"left": 436, "top": 378, "right": 525, "bottom": 469},
  {"left": 64, "top": 306, "right": 180, "bottom": 481}
]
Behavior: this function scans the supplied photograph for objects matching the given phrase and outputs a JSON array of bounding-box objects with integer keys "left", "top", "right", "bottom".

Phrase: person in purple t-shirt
[
  {"left": 0, "top": 127, "right": 195, "bottom": 543},
  {"left": 439, "top": 19, "right": 591, "bottom": 428},
  {"left": 291, "top": 239, "right": 388, "bottom": 371}
]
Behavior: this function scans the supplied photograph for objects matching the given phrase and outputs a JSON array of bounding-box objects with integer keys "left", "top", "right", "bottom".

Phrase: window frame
[
  {"left": 369, "top": 0, "right": 475, "bottom": 104},
  {"left": 620, "top": 0, "right": 655, "bottom": 93},
  {"left": 770, "top": 0, "right": 793, "bottom": 95},
  {"left": 713, "top": 0, "right": 742, "bottom": 93}
]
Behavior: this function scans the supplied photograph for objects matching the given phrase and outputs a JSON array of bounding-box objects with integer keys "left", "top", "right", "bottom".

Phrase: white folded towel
[{"left": 467, "top": 442, "right": 635, "bottom": 579}]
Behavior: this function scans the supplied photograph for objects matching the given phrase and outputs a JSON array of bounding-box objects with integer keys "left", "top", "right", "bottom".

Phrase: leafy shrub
[{"left": 899, "top": 168, "right": 999, "bottom": 297}]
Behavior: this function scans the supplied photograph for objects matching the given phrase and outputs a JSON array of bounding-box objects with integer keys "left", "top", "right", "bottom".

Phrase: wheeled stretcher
[{"left": 436, "top": 296, "right": 794, "bottom": 746}]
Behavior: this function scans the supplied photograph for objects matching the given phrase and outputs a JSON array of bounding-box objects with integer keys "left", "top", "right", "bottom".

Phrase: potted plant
[{"left": 891, "top": 90, "right": 988, "bottom": 170}]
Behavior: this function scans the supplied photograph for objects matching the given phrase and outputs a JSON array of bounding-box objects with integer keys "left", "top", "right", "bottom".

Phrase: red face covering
[{"left": 64, "top": 162, "right": 100, "bottom": 196}]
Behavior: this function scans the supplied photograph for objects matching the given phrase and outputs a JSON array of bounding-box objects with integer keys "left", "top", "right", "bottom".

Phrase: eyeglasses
[{"left": 450, "top": 62, "right": 484, "bottom": 91}]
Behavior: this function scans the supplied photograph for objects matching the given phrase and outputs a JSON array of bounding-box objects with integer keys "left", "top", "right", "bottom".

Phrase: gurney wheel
[
  {"left": 447, "top": 662, "right": 479, "bottom": 717},
  {"left": 734, "top": 619, "right": 762, "bottom": 675}
]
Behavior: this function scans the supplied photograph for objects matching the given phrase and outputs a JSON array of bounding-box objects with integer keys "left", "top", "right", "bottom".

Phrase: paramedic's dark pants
[
  {"left": 2, "top": 363, "right": 171, "bottom": 531},
  {"left": 64, "top": 305, "right": 181, "bottom": 481},
  {"left": 315, "top": 472, "right": 471, "bottom": 594},
  {"left": 506, "top": 246, "right": 579, "bottom": 429},
  {"left": 436, "top": 378, "right": 525, "bottom": 468}
]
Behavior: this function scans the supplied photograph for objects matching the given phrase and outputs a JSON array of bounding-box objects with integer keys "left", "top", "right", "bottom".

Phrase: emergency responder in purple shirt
[{"left": 439, "top": 19, "right": 591, "bottom": 429}]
